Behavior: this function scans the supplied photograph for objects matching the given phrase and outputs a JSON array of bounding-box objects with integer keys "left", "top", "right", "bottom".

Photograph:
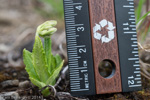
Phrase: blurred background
[
  {"left": 0, "top": 0, "right": 66, "bottom": 68},
  {"left": 0, "top": 0, "right": 150, "bottom": 99}
]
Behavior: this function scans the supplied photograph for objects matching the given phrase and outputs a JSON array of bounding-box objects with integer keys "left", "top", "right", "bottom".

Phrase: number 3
[{"left": 77, "top": 27, "right": 84, "bottom": 31}]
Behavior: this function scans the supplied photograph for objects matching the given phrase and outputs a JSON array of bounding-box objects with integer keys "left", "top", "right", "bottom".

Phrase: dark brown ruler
[{"left": 88, "top": 0, "right": 122, "bottom": 94}]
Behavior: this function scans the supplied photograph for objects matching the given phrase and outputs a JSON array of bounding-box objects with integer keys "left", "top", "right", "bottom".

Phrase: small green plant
[{"left": 23, "top": 20, "right": 64, "bottom": 97}]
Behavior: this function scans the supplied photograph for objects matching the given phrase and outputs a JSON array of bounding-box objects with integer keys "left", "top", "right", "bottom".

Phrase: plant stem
[{"left": 44, "top": 38, "right": 52, "bottom": 74}]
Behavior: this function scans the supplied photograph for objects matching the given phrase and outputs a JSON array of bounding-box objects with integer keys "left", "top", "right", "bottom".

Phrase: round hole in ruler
[{"left": 98, "top": 60, "right": 116, "bottom": 78}]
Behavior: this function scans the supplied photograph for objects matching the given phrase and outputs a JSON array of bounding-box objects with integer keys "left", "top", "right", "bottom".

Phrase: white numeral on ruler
[{"left": 76, "top": 6, "right": 82, "bottom": 10}]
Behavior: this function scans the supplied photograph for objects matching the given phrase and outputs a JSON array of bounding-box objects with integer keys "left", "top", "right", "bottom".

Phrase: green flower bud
[
  {"left": 39, "top": 28, "right": 57, "bottom": 38},
  {"left": 36, "top": 20, "right": 57, "bottom": 38}
]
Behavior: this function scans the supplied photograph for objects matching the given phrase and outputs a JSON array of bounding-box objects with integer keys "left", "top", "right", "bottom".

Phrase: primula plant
[{"left": 23, "top": 20, "right": 64, "bottom": 96}]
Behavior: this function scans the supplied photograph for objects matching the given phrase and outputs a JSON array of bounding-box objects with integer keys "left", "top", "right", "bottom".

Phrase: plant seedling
[{"left": 23, "top": 20, "right": 64, "bottom": 97}]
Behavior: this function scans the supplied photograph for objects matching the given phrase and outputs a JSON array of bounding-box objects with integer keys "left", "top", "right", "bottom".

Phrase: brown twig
[
  {"left": 54, "top": 65, "right": 68, "bottom": 87},
  {"left": 138, "top": 42, "right": 150, "bottom": 52}
]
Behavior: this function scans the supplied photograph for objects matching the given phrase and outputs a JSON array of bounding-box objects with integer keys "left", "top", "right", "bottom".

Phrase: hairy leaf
[
  {"left": 55, "top": 54, "right": 62, "bottom": 66},
  {"left": 30, "top": 77, "right": 46, "bottom": 88},
  {"left": 23, "top": 49, "right": 40, "bottom": 80},
  {"left": 46, "top": 60, "right": 64, "bottom": 85},
  {"left": 32, "top": 36, "right": 50, "bottom": 83},
  {"left": 50, "top": 54, "right": 62, "bottom": 72},
  {"left": 51, "top": 54, "right": 56, "bottom": 72},
  {"left": 30, "top": 77, "right": 50, "bottom": 97}
]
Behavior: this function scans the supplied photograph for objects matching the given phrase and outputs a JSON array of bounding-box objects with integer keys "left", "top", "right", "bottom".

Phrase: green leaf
[
  {"left": 135, "top": 0, "right": 145, "bottom": 20},
  {"left": 44, "top": 38, "right": 52, "bottom": 74},
  {"left": 55, "top": 54, "right": 62, "bottom": 66},
  {"left": 32, "top": 36, "right": 50, "bottom": 83},
  {"left": 41, "top": 88, "right": 51, "bottom": 97},
  {"left": 46, "top": 60, "right": 64, "bottom": 85},
  {"left": 50, "top": 54, "right": 62, "bottom": 72},
  {"left": 136, "top": 11, "right": 150, "bottom": 24},
  {"left": 30, "top": 77, "right": 51, "bottom": 97},
  {"left": 29, "top": 77, "right": 46, "bottom": 88},
  {"left": 23, "top": 49, "right": 40, "bottom": 80},
  {"left": 51, "top": 54, "right": 56, "bottom": 72}
]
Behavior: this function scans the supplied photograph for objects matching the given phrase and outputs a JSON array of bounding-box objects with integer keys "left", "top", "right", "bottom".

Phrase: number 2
[
  {"left": 79, "top": 48, "right": 86, "bottom": 53},
  {"left": 128, "top": 80, "right": 134, "bottom": 85}
]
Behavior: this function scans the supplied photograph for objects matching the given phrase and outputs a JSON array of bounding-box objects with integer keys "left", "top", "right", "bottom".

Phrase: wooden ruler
[
  {"left": 63, "top": 0, "right": 142, "bottom": 96},
  {"left": 88, "top": 0, "right": 122, "bottom": 94}
]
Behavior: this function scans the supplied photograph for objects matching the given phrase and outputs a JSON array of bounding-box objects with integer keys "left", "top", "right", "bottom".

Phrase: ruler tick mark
[
  {"left": 134, "top": 64, "right": 140, "bottom": 67},
  {"left": 129, "top": 84, "right": 142, "bottom": 87},
  {"left": 134, "top": 71, "right": 140, "bottom": 73},
  {"left": 136, "top": 68, "right": 140, "bottom": 70},
  {"left": 128, "top": 58, "right": 139, "bottom": 60},
  {"left": 135, "top": 78, "right": 141, "bottom": 80},
  {"left": 123, "top": 5, "right": 134, "bottom": 8}
]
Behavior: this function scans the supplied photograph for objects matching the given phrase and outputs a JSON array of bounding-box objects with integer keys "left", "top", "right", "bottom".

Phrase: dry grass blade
[
  {"left": 138, "top": 42, "right": 150, "bottom": 80},
  {"left": 138, "top": 42, "right": 150, "bottom": 52}
]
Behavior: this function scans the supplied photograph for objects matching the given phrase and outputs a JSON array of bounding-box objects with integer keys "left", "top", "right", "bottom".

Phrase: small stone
[
  {"left": 13, "top": 73, "right": 17, "bottom": 77},
  {"left": 56, "top": 92, "right": 89, "bottom": 100},
  {"left": 0, "top": 96, "right": 5, "bottom": 100},
  {"left": 56, "top": 92, "right": 72, "bottom": 100},
  {"left": 0, "top": 80, "right": 19, "bottom": 88},
  {"left": 29, "top": 89, "right": 33, "bottom": 94},
  {"left": 0, "top": 91, "right": 19, "bottom": 100},
  {"left": 19, "top": 80, "right": 30, "bottom": 89}
]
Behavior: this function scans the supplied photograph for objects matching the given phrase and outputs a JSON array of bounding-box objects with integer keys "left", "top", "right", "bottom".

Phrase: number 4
[{"left": 76, "top": 6, "right": 82, "bottom": 10}]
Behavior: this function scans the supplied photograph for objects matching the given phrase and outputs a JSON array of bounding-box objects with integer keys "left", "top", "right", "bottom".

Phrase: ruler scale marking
[
  {"left": 64, "top": 0, "right": 96, "bottom": 96},
  {"left": 64, "top": 0, "right": 142, "bottom": 96},
  {"left": 114, "top": 0, "right": 142, "bottom": 91}
]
